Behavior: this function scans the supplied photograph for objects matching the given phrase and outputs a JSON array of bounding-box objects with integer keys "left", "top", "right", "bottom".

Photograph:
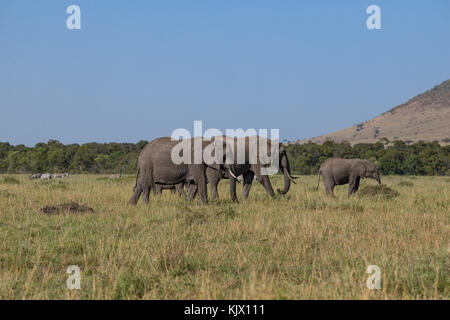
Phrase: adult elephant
[
  {"left": 193, "top": 136, "right": 296, "bottom": 201},
  {"left": 129, "top": 137, "right": 236, "bottom": 205},
  {"left": 315, "top": 158, "right": 381, "bottom": 196}
]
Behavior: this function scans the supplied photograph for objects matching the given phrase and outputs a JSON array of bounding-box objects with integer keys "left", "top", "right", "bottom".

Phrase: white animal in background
[
  {"left": 29, "top": 173, "right": 42, "bottom": 180},
  {"left": 52, "top": 173, "right": 69, "bottom": 179},
  {"left": 40, "top": 173, "right": 52, "bottom": 180},
  {"left": 109, "top": 173, "right": 121, "bottom": 179}
]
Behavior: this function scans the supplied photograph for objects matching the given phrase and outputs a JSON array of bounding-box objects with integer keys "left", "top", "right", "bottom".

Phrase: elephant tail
[
  {"left": 133, "top": 166, "right": 140, "bottom": 191},
  {"left": 315, "top": 168, "right": 321, "bottom": 191}
]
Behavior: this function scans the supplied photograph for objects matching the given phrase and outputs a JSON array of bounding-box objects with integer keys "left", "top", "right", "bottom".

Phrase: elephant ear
[
  {"left": 356, "top": 161, "right": 367, "bottom": 178},
  {"left": 208, "top": 163, "right": 222, "bottom": 171}
]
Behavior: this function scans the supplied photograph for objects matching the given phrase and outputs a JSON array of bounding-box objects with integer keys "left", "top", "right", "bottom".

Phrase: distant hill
[{"left": 296, "top": 79, "right": 450, "bottom": 145}]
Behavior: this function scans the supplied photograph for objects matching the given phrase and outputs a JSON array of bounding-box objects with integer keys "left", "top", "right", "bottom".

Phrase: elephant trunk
[
  {"left": 277, "top": 155, "right": 294, "bottom": 195},
  {"left": 375, "top": 174, "right": 381, "bottom": 185},
  {"left": 224, "top": 164, "right": 240, "bottom": 183},
  {"left": 277, "top": 167, "right": 291, "bottom": 195}
]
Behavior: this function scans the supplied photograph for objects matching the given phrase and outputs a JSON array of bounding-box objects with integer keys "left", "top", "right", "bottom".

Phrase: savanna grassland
[{"left": 0, "top": 174, "right": 448, "bottom": 299}]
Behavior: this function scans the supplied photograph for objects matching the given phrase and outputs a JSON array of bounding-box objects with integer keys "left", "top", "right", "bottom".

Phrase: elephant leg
[
  {"left": 260, "top": 175, "right": 275, "bottom": 198},
  {"left": 230, "top": 176, "right": 237, "bottom": 202},
  {"left": 330, "top": 184, "right": 335, "bottom": 197},
  {"left": 186, "top": 182, "right": 197, "bottom": 200},
  {"left": 143, "top": 185, "right": 151, "bottom": 203},
  {"left": 354, "top": 176, "right": 361, "bottom": 193},
  {"left": 242, "top": 171, "right": 255, "bottom": 199},
  {"left": 194, "top": 168, "right": 208, "bottom": 204},
  {"left": 176, "top": 182, "right": 186, "bottom": 197},
  {"left": 207, "top": 170, "right": 221, "bottom": 200},
  {"left": 154, "top": 184, "right": 162, "bottom": 195},
  {"left": 129, "top": 182, "right": 143, "bottom": 205},
  {"left": 170, "top": 187, "right": 176, "bottom": 194},
  {"left": 324, "top": 177, "right": 335, "bottom": 197},
  {"left": 253, "top": 166, "right": 275, "bottom": 198},
  {"left": 141, "top": 167, "right": 153, "bottom": 204},
  {"left": 348, "top": 176, "right": 358, "bottom": 196}
]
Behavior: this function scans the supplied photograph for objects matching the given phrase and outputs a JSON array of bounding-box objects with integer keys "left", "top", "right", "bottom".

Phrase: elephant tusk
[
  {"left": 284, "top": 168, "right": 297, "bottom": 184},
  {"left": 285, "top": 168, "right": 296, "bottom": 180},
  {"left": 228, "top": 169, "right": 240, "bottom": 183}
]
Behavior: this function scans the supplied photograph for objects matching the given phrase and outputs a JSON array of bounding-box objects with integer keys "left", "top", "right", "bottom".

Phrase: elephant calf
[
  {"left": 316, "top": 158, "right": 381, "bottom": 196},
  {"left": 154, "top": 182, "right": 187, "bottom": 197}
]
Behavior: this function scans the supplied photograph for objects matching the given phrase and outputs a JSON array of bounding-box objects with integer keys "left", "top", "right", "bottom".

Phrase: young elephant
[
  {"left": 316, "top": 158, "right": 381, "bottom": 196},
  {"left": 154, "top": 181, "right": 186, "bottom": 197}
]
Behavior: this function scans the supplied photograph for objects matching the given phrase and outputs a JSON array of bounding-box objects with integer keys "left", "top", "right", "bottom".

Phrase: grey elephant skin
[
  {"left": 129, "top": 137, "right": 234, "bottom": 205},
  {"left": 191, "top": 136, "right": 296, "bottom": 201},
  {"left": 316, "top": 158, "right": 381, "bottom": 196}
]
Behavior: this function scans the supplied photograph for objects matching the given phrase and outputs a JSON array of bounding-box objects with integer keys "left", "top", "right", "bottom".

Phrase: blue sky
[{"left": 0, "top": 0, "right": 449, "bottom": 146}]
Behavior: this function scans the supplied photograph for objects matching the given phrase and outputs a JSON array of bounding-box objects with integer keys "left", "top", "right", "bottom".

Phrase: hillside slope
[{"left": 297, "top": 79, "right": 450, "bottom": 145}]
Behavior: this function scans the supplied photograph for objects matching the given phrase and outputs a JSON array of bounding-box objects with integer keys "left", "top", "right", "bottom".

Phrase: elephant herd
[{"left": 129, "top": 136, "right": 381, "bottom": 205}]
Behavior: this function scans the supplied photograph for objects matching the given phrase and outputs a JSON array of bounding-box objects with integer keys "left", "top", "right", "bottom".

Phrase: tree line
[
  {"left": 0, "top": 139, "right": 448, "bottom": 176},
  {"left": 286, "top": 139, "right": 449, "bottom": 176}
]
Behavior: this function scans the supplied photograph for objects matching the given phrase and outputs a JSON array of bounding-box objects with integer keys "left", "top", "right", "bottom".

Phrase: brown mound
[
  {"left": 358, "top": 185, "right": 399, "bottom": 199},
  {"left": 40, "top": 202, "right": 95, "bottom": 214}
]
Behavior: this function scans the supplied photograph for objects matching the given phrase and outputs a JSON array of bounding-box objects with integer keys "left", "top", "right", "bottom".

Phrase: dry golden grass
[{"left": 0, "top": 174, "right": 448, "bottom": 299}]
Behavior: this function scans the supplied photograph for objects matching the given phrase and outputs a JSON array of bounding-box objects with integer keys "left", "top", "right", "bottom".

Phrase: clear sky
[{"left": 1, "top": 0, "right": 449, "bottom": 146}]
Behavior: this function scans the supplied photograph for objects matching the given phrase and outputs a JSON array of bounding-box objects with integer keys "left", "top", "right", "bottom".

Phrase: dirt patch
[
  {"left": 359, "top": 185, "right": 399, "bottom": 199},
  {"left": 40, "top": 202, "right": 95, "bottom": 214}
]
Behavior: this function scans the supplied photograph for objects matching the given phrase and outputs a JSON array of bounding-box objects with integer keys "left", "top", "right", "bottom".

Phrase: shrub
[{"left": 359, "top": 185, "right": 399, "bottom": 199}]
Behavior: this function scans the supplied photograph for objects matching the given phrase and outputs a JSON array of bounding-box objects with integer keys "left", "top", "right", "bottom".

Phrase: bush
[{"left": 359, "top": 185, "right": 400, "bottom": 199}]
